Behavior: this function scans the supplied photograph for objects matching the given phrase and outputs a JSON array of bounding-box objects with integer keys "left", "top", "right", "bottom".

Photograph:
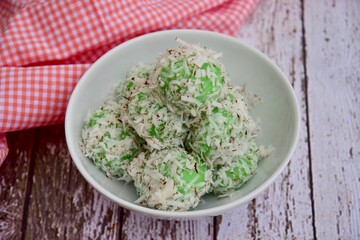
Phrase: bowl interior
[{"left": 65, "top": 30, "right": 299, "bottom": 218}]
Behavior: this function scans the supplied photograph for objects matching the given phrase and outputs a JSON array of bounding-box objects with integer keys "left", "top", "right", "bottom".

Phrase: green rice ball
[
  {"left": 187, "top": 88, "right": 258, "bottom": 165},
  {"left": 154, "top": 41, "right": 227, "bottom": 116},
  {"left": 125, "top": 88, "right": 188, "bottom": 150},
  {"left": 212, "top": 140, "right": 260, "bottom": 194},
  {"left": 81, "top": 99, "right": 143, "bottom": 181},
  {"left": 116, "top": 63, "right": 154, "bottom": 109},
  {"left": 127, "top": 148, "right": 212, "bottom": 211}
]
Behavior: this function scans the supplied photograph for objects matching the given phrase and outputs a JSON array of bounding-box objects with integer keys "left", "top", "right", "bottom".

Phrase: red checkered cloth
[{"left": 0, "top": 0, "right": 258, "bottom": 164}]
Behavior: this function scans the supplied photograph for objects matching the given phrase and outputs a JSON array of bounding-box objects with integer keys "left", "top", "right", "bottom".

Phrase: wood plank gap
[
  {"left": 20, "top": 130, "right": 39, "bottom": 240},
  {"left": 300, "top": 1, "right": 317, "bottom": 239},
  {"left": 117, "top": 207, "right": 124, "bottom": 240},
  {"left": 213, "top": 215, "right": 224, "bottom": 240},
  {"left": 63, "top": 155, "right": 74, "bottom": 240},
  {"left": 251, "top": 199, "right": 257, "bottom": 240},
  {"left": 212, "top": 216, "right": 217, "bottom": 240}
]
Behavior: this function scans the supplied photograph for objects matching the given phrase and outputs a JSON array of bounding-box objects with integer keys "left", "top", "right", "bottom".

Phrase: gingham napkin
[{"left": 0, "top": 0, "right": 258, "bottom": 164}]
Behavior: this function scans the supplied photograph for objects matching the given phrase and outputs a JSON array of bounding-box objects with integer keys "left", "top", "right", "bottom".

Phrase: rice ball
[
  {"left": 212, "top": 140, "right": 260, "bottom": 194},
  {"left": 187, "top": 87, "right": 258, "bottom": 165},
  {"left": 152, "top": 40, "right": 227, "bottom": 116},
  {"left": 80, "top": 99, "right": 143, "bottom": 181},
  {"left": 127, "top": 148, "right": 212, "bottom": 211},
  {"left": 116, "top": 63, "right": 154, "bottom": 110},
  {"left": 125, "top": 89, "right": 188, "bottom": 150}
]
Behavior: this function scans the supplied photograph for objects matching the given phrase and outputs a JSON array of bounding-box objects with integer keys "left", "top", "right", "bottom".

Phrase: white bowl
[{"left": 65, "top": 29, "right": 300, "bottom": 219}]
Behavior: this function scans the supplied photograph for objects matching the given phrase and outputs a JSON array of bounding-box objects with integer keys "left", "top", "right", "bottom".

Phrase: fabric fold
[{"left": 0, "top": 64, "right": 91, "bottom": 132}]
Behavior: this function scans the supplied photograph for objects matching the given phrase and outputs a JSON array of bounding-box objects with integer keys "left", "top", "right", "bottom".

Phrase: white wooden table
[{"left": 0, "top": 0, "right": 359, "bottom": 239}]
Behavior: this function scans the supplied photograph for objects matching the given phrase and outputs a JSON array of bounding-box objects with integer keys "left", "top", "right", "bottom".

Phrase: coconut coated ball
[
  {"left": 153, "top": 41, "right": 227, "bottom": 116},
  {"left": 81, "top": 99, "right": 143, "bottom": 181},
  {"left": 212, "top": 140, "right": 260, "bottom": 194},
  {"left": 187, "top": 87, "right": 257, "bottom": 165},
  {"left": 125, "top": 89, "right": 188, "bottom": 150},
  {"left": 127, "top": 147, "right": 212, "bottom": 211}
]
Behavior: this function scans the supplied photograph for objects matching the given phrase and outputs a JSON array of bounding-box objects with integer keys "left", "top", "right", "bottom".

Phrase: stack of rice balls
[{"left": 80, "top": 39, "right": 269, "bottom": 211}]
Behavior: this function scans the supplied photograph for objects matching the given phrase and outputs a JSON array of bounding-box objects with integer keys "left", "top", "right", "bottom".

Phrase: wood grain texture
[
  {"left": 304, "top": 0, "right": 360, "bottom": 239},
  {"left": 216, "top": 1, "right": 314, "bottom": 239},
  {"left": 121, "top": 210, "right": 213, "bottom": 239},
  {"left": 214, "top": 203, "right": 256, "bottom": 239},
  {"left": 0, "top": 130, "right": 36, "bottom": 240},
  {"left": 23, "top": 125, "right": 122, "bottom": 239}
]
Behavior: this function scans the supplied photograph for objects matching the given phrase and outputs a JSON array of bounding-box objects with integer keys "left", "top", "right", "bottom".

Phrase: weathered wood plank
[
  {"left": 216, "top": 1, "right": 314, "bottom": 239},
  {"left": 0, "top": 129, "right": 36, "bottom": 240},
  {"left": 214, "top": 203, "right": 256, "bottom": 239},
  {"left": 305, "top": 0, "right": 360, "bottom": 239},
  {"left": 24, "top": 125, "right": 122, "bottom": 239},
  {"left": 121, "top": 210, "right": 213, "bottom": 239}
]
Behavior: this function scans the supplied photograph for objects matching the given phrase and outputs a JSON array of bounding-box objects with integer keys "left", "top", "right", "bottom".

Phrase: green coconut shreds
[
  {"left": 80, "top": 96, "right": 144, "bottom": 181},
  {"left": 187, "top": 87, "right": 258, "bottom": 166},
  {"left": 127, "top": 148, "right": 212, "bottom": 211},
  {"left": 150, "top": 38, "right": 228, "bottom": 117},
  {"left": 115, "top": 63, "right": 155, "bottom": 106},
  {"left": 124, "top": 88, "right": 188, "bottom": 150},
  {"left": 212, "top": 140, "right": 260, "bottom": 194}
]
